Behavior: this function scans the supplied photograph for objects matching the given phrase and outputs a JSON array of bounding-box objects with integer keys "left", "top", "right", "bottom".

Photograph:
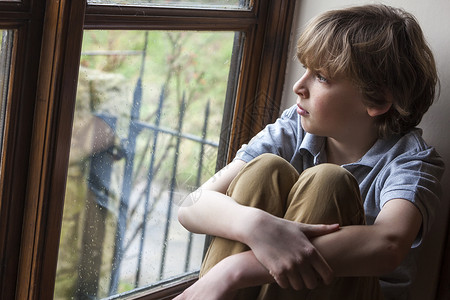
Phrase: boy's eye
[{"left": 316, "top": 73, "right": 328, "bottom": 83}]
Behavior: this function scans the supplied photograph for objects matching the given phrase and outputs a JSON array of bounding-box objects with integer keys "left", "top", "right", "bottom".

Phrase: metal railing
[{"left": 75, "top": 35, "right": 219, "bottom": 299}]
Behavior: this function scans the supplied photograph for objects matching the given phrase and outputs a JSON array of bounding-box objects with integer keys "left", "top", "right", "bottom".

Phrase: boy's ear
[
  {"left": 366, "top": 102, "right": 392, "bottom": 117},
  {"left": 366, "top": 90, "right": 393, "bottom": 117}
]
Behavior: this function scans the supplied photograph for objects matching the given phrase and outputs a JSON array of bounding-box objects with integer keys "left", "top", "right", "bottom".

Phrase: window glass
[
  {"left": 54, "top": 30, "right": 238, "bottom": 299},
  {"left": 0, "top": 30, "right": 14, "bottom": 171},
  {"left": 88, "top": 0, "right": 252, "bottom": 10}
]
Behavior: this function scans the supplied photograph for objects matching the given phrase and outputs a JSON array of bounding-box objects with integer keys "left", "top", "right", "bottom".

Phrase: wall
[{"left": 281, "top": 1, "right": 450, "bottom": 299}]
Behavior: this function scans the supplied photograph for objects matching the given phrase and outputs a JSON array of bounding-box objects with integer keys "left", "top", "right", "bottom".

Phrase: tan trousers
[{"left": 200, "top": 153, "right": 383, "bottom": 300}]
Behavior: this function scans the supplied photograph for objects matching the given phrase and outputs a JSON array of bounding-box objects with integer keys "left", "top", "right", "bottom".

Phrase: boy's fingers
[
  {"left": 301, "top": 223, "right": 340, "bottom": 238},
  {"left": 273, "top": 273, "right": 290, "bottom": 289},
  {"left": 298, "top": 263, "right": 319, "bottom": 290},
  {"left": 287, "top": 270, "right": 305, "bottom": 290},
  {"left": 311, "top": 252, "right": 335, "bottom": 285}
]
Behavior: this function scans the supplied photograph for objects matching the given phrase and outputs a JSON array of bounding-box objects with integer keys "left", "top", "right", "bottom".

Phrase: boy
[{"left": 175, "top": 4, "right": 444, "bottom": 300}]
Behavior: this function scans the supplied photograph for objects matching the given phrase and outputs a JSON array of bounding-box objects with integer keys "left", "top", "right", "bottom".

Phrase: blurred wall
[{"left": 281, "top": 1, "right": 450, "bottom": 299}]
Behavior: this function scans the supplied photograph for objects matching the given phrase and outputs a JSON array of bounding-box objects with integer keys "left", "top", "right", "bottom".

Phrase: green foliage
[
  {"left": 79, "top": 30, "right": 234, "bottom": 183},
  {"left": 55, "top": 28, "right": 236, "bottom": 299}
]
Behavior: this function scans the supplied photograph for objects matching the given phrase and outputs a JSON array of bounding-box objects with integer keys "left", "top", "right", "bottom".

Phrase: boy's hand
[
  {"left": 174, "top": 277, "right": 236, "bottom": 300},
  {"left": 173, "top": 258, "right": 239, "bottom": 300},
  {"left": 245, "top": 211, "right": 339, "bottom": 290}
]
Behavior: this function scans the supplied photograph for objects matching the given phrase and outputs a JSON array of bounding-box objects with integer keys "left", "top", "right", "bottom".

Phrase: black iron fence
[{"left": 74, "top": 46, "right": 219, "bottom": 298}]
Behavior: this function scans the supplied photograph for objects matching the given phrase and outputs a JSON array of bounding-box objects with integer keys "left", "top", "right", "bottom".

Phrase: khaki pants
[{"left": 200, "top": 153, "right": 383, "bottom": 300}]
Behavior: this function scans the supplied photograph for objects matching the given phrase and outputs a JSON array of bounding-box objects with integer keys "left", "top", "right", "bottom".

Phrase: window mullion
[
  {"left": 228, "top": 0, "right": 296, "bottom": 161},
  {"left": 16, "top": 0, "right": 86, "bottom": 299},
  {"left": 0, "top": 1, "right": 45, "bottom": 300},
  {"left": 84, "top": 7, "right": 257, "bottom": 31}
]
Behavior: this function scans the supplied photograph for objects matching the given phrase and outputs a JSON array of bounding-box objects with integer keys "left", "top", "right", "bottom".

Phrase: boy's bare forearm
[
  {"left": 216, "top": 228, "right": 389, "bottom": 290},
  {"left": 214, "top": 250, "right": 274, "bottom": 290},
  {"left": 200, "top": 229, "right": 386, "bottom": 296},
  {"left": 313, "top": 199, "right": 422, "bottom": 277},
  {"left": 178, "top": 158, "right": 422, "bottom": 287},
  {"left": 174, "top": 250, "right": 273, "bottom": 300},
  {"left": 178, "top": 159, "right": 256, "bottom": 243},
  {"left": 191, "top": 199, "right": 421, "bottom": 293},
  {"left": 312, "top": 225, "right": 396, "bottom": 276},
  {"left": 210, "top": 223, "right": 416, "bottom": 294},
  {"left": 178, "top": 189, "right": 262, "bottom": 244}
]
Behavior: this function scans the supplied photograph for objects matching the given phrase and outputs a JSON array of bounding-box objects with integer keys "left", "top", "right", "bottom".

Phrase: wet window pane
[
  {"left": 88, "top": 0, "right": 252, "bottom": 10},
  {"left": 54, "top": 30, "right": 239, "bottom": 299},
  {"left": 0, "top": 30, "right": 14, "bottom": 172}
]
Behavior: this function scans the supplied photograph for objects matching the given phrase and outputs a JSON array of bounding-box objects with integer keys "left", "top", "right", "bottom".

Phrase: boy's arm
[
  {"left": 244, "top": 199, "right": 422, "bottom": 282},
  {"left": 178, "top": 159, "right": 339, "bottom": 289},
  {"left": 179, "top": 159, "right": 421, "bottom": 288},
  {"left": 313, "top": 198, "right": 422, "bottom": 276},
  {"left": 231, "top": 199, "right": 421, "bottom": 284},
  {"left": 176, "top": 198, "right": 421, "bottom": 299},
  {"left": 174, "top": 251, "right": 273, "bottom": 300}
]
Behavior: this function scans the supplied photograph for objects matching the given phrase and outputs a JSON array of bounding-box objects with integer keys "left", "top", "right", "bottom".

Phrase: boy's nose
[{"left": 293, "top": 77, "right": 309, "bottom": 99}]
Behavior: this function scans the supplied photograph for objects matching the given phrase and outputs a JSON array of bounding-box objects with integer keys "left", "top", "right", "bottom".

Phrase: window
[
  {"left": 55, "top": 29, "right": 237, "bottom": 298},
  {"left": 0, "top": 0, "right": 295, "bottom": 299},
  {"left": 88, "top": 0, "right": 250, "bottom": 10},
  {"left": 0, "top": 30, "right": 13, "bottom": 170}
]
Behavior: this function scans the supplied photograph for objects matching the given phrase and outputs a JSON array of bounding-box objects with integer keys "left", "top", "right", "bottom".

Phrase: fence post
[
  {"left": 159, "top": 94, "right": 187, "bottom": 280},
  {"left": 109, "top": 32, "right": 148, "bottom": 295},
  {"left": 134, "top": 86, "right": 165, "bottom": 287},
  {"left": 184, "top": 100, "right": 210, "bottom": 272}
]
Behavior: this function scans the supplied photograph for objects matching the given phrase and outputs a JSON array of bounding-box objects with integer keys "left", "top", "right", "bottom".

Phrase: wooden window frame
[
  {"left": 1, "top": 1, "right": 450, "bottom": 300},
  {"left": 0, "top": 0, "right": 46, "bottom": 299},
  {"left": 0, "top": 0, "right": 296, "bottom": 299}
]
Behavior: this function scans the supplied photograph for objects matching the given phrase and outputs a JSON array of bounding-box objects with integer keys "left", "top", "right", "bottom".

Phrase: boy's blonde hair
[{"left": 297, "top": 4, "right": 439, "bottom": 138}]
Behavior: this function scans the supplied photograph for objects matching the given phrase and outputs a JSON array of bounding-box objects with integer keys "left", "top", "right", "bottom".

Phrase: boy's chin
[
  {"left": 301, "top": 122, "right": 327, "bottom": 137},
  {"left": 301, "top": 119, "right": 316, "bottom": 135}
]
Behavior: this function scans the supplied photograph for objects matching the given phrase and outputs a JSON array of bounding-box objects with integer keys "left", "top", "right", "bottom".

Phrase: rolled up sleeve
[
  {"left": 379, "top": 148, "right": 445, "bottom": 247},
  {"left": 234, "top": 105, "right": 299, "bottom": 163}
]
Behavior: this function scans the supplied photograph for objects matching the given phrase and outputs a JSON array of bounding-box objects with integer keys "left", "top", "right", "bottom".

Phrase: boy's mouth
[{"left": 297, "top": 104, "right": 309, "bottom": 116}]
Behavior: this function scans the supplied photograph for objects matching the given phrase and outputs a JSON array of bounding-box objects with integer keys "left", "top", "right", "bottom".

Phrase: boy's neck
[{"left": 326, "top": 133, "right": 378, "bottom": 166}]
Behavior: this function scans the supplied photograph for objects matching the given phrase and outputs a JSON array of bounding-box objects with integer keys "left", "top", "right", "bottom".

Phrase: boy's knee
[
  {"left": 252, "top": 153, "right": 291, "bottom": 170},
  {"left": 248, "top": 153, "right": 299, "bottom": 181},
  {"left": 304, "top": 163, "right": 357, "bottom": 188},
  {"left": 287, "top": 164, "right": 364, "bottom": 225},
  {"left": 228, "top": 154, "right": 299, "bottom": 215}
]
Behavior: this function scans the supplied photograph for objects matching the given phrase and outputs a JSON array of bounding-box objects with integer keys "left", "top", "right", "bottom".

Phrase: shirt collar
[
  {"left": 352, "top": 138, "right": 388, "bottom": 167},
  {"left": 299, "top": 131, "right": 407, "bottom": 168},
  {"left": 354, "top": 131, "right": 412, "bottom": 168},
  {"left": 299, "top": 133, "right": 327, "bottom": 165}
]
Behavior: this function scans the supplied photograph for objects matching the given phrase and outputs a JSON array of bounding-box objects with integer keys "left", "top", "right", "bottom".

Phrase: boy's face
[{"left": 293, "top": 68, "right": 374, "bottom": 140}]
